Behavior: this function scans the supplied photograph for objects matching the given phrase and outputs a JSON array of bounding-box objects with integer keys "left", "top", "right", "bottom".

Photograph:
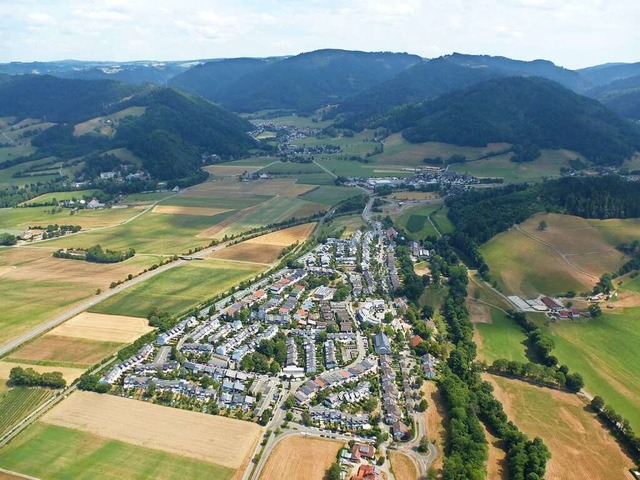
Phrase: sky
[{"left": 0, "top": 0, "right": 638, "bottom": 69}]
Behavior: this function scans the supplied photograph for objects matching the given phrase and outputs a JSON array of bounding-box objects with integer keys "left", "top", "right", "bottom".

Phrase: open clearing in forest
[
  {"left": 0, "top": 422, "right": 234, "bottom": 480},
  {"left": 41, "top": 392, "right": 262, "bottom": 469},
  {"left": 481, "top": 213, "right": 633, "bottom": 297},
  {"left": 486, "top": 374, "right": 634, "bottom": 480},
  {"left": 0, "top": 361, "right": 84, "bottom": 383},
  {"left": 259, "top": 436, "right": 343, "bottom": 480},
  {"left": 152, "top": 205, "right": 232, "bottom": 216},
  {"left": 481, "top": 424, "right": 507, "bottom": 480},
  {"left": 90, "top": 260, "right": 264, "bottom": 317},
  {"left": 389, "top": 451, "right": 418, "bottom": 480},
  {"left": 41, "top": 312, "right": 153, "bottom": 343}
]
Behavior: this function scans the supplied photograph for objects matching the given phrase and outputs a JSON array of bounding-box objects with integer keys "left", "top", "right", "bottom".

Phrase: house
[
  {"left": 541, "top": 296, "right": 562, "bottom": 311},
  {"left": 351, "top": 443, "right": 376, "bottom": 461},
  {"left": 373, "top": 332, "right": 392, "bottom": 355},
  {"left": 410, "top": 335, "right": 424, "bottom": 348}
]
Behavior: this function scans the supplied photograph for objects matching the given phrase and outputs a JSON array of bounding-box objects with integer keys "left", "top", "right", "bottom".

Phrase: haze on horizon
[{"left": 0, "top": 0, "right": 638, "bottom": 70}]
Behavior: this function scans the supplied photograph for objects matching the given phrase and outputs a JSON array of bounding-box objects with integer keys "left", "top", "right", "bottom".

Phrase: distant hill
[
  {"left": 0, "top": 60, "right": 201, "bottom": 85},
  {"left": 334, "top": 53, "right": 593, "bottom": 129},
  {"left": 587, "top": 74, "right": 640, "bottom": 120},
  {"left": 378, "top": 76, "right": 640, "bottom": 165},
  {"left": 0, "top": 75, "right": 257, "bottom": 182},
  {"left": 172, "top": 49, "right": 422, "bottom": 113},
  {"left": 578, "top": 62, "right": 640, "bottom": 87}
]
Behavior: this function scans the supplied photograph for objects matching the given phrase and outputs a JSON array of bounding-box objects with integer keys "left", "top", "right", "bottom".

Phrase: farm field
[
  {"left": 0, "top": 361, "right": 84, "bottom": 383},
  {"left": 536, "top": 306, "right": 640, "bottom": 432},
  {"left": 42, "top": 312, "right": 153, "bottom": 343},
  {"left": 395, "top": 204, "right": 440, "bottom": 239},
  {"left": 0, "top": 387, "right": 54, "bottom": 439},
  {"left": 0, "top": 248, "right": 157, "bottom": 347},
  {"left": 21, "top": 189, "right": 100, "bottom": 205},
  {"left": 450, "top": 149, "right": 577, "bottom": 183},
  {"left": 7, "top": 336, "right": 122, "bottom": 367},
  {"left": 487, "top": 374, "right": 635, "bottom": 479},
  {"left": 259, "top": 436, "right": 343, "bottom": 480},
  {"left": 152, "top": 205, "right": 232, "bottom": 216},
  {"left": 0, "top": 204, "right": 144, "bottom": 231},
  {"left": 257, "top": 161, "right": 324, "bottom": 175},
  {"left": 90, "top": 259, "right": 264, "bottom": 317},
  {"left": 0, "top": 423, "right": 234, "bottom": 480},
  {"left": 41, "top": 392, "right": 262, "bottom": 469},
  {"left": 389, "top": 451, "right": 418, "bottom": 480},
  {"left": 481, "top": 213, "right": 632, "bottom": 297},
  {"left": 331, "top": 214, "right": 365, "bottom": 238},
  {"left": 209, "top": 223, "right": 316, "bottom": 265},
  {"left": 299, "top": 185, "right": 360, "bottom": 205},
  {"left": 471, "top": 304, "right": 529, "bottom": 364}
]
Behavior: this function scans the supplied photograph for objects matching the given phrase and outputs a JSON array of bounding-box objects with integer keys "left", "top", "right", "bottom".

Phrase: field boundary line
[{"left": 0, "top": 467, "right": 40, "bottom": 480}]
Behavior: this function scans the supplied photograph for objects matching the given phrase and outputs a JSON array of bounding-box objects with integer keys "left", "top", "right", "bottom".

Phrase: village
[{"left": 96, "top": 219, "right": 440, "bottom": 480}]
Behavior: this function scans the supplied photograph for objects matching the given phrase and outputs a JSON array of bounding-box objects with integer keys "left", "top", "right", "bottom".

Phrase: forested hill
[
  {"left": 171, "top": 49, "right": 422, "bottom": 113},
  {"left": 0, "top": 74, "right": 140, "bottom": 123},
  {"left": 378, "top": 76, "right": 640, "bottom": 165},
  {"left": 587, "top": 74, "right": 640, "bottom": 120},
  {"left": 0, "top": 74, "right": 258, "bottom": 182}
]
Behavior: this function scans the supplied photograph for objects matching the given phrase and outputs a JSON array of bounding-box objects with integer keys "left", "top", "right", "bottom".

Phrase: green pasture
[
  {"left": 299, "top": 185, "right": 360, "bottom": 205},
  {"left": 257, "top": 162, "right": 324, "bottom": 175},
  {"left": 90, "top": 260, "right": 264, "bottom": 318},
  {"left": 0, "top": 423, "right": 234, "bottom": 480},
  {"left": 474, "top": 308, "right": 529, "bottom": 364}
]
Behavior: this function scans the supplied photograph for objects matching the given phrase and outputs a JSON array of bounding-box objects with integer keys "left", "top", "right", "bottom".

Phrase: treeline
[
  {"left": 589, "top": 396, "right": 640, "bottom": 464},
  {"left": 334, "top": 194, "right": 368, "bottom": 215},
  {"left": 9, "top": 366, "right": 66, "bottom": 389},
  {"left": 429, "top": 239, "right": 550, "bottom": 479},
  {"left": 0, "top": 177, "right": 70, "bottom": 208},
  {"left": 395, "top": 244, "right": 430, "bottom": 302},
  {"left": 53, "top": 244, "right": 135, "bottom": 263}
]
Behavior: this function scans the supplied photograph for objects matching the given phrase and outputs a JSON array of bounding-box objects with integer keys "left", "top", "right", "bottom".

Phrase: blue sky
[{"left": 0, "top": 0, "right": 637, "bottom": 68}]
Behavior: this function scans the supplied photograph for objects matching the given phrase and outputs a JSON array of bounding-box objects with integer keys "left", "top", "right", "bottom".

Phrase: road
[{"left": 0, "top": 238, "right": 234, "bottom": 357}]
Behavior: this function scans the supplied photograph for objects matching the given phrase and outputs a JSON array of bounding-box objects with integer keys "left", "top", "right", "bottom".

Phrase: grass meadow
[
  {"left": 90, "top": 260, "right": 264, "bottom": 318},
  {"left": 0, "top": 423, "right": 234, "bottom": 480}
]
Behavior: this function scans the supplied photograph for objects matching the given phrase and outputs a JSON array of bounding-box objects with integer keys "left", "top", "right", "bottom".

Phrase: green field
[
  {"left": 90, "top": 260, "right": 264, "bottom": 317},
  {"left": 537, "top": 307, "right": 640, "bottom": 432},
  {"left": 450, "top": 149, "right": 577, "bottom": 183},
  {"left": 0, "top": 423, "right": 234, "bottom": 480},
  {"left": 475, "top": 308, "right": 529, "bottom": 364},
  {"left": 395, "top": 204, "right": 440, "bottom": 239},
  {"left": 22, "top": 189, "right": 100, "bottom": 204},
  {"left": 0, "top": 387, "right": 54, "bottom": 438},
  {"left": 299, "top": 185, "right": 360, "bottom": 205},
  {"left": 295, "top": 173, "right": 337, "bottom": 185},
  {"left": 163, "top": 194, "right": 269, "bottom": 210},
  {"left": 0, "top": 205, "right": 141, "bottom": 231},
  {"left": 257, "top": 161, "right": 324, "bottom": 175},
  {"left": 0, "top": 156, "right": 60, "bottom": 186}
]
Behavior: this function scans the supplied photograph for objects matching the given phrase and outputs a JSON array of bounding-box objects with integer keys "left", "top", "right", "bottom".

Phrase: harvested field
[
  {"left": 42, "top": 392, "right": 262, "bottom": 469},
  {"left": 283, "top": 184, "right": 317, "bottom": 197},
  {"left": 0, "top": 266, "right": 15, "bottom": 277},
  {"left": 259, "top": 436, "right": 343, "bottom": 480},
  {"left": 0, "top": 361, "right": 84, "bottom": 383},
  {"left": 208, "top": 244, "right": 282, "bottom": 265},
  {"left": 389, "top": 451, "right": 418, "bottom": 480},
  {"left": 0, "top": 471, "right": 25, "bottom": 480},
  {"left": 9, "top": 336, "right": 122, "bottom": 366},
  {"left": 486, "top": 374, "right": 634, "bottom": 480},
  {"left": 152, "top": 205, "right": 231, "bottom": 216},
  {"left": 421, "top": 381, "right": 446, "bottom": 474},
  {"left": 185, "top": 178, "right": 297, "bottom": 197},
  {"left": 47, "top": 312, "right": 153, "bottom": 342},
  {"left": 204, "top": 163, "right": 273, "bottom": 177},
  {"left": 389, "top": 191, "right": 437, "bottom": 200},
  {"left": 243, "top": 222, "right": 316, "bottom": 247}
]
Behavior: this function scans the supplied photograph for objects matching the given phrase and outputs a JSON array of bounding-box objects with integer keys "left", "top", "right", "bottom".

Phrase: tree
[
  {"left": 0, "top": 233, "right": 17, "bottom": 246},
  {"left": 590, "top": 395, "right": 605, "bottom": 411},
  {"left": 418, "top": 436, "right": 430, "bottom": 453},
  {"left": 325, "top": 462, "right": 341, "bottom": 480},
  {"left": 418, "top": 399, "right": 429, "bottom": 412},
  {"left": 538, "top": 220, "right": 548, "bottom": 231},
  {"left": 565, "top": 372, "right": 584, "bottom": 392},
  {"left": 259, "top": 409, "right": 272, "bottom": 426},
  {"left": 588, "top": 304, "right": 602, "bottom": 318}
]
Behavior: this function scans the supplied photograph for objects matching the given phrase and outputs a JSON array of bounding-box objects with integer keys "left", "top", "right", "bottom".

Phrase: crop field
[
  {"left": 152, "top": 205, "right": 232, "bottom": 216},
  {"left": 0, "top": 387, "right": 54, "bottom": 439},
  {"left": 0, "top": 204, "right": 143, "bottom": 231},
  {"left": 164, "top": 193, "right": 268, "bottom": 211},
  {"left": 389, "top": 451, "right": 418, "bottom": 480},
  {"left": 259, "top": 436, "right": 343, "bottom": 480},
  {"left": 394, "top": 203, "right": 445, "bottom": 239},
  {"left": 0, "top": 423, "right": 234, "bottom": 480},
  {"left": 21, "top": 189, "right": 100, "bottom": 205},
  {"left": 389, "top": 191, "right": 437, "bottom": 200},
  {"left": 90, "top": 259, "right": 264, "bottom": 317},
  {"left": 209, "top": 223, "right": 316, "bottom": 265},
  {"left": 481, "top": 213, "right": 632, "bottom": 297},
  {"left": 295, "top": 173, "right": 336, "bottom": 185},
  {"left": 42, "top": 392, "right": 262, "bottom": 469},
  {"left": 183, "top": 177, "right": 299, "bottom": 198},
  {"left": 487, "top": 374, "right": 635, "bottom": 479},
  {"left": 299, "top": 185, "right": 360, "bottom": 205},
  {"left": 536, "top": 306, "right": 640, "bottom": 432},
  {"left": 257, "top": 161, "right": 324, "bottom": 175},
  {"left": 450, "top": 149, "right": 577, "bottom": 183},
  {"left": 8, "top": 336, "right": 122, "bottom": 367},
  {"left": 421, "top": 381, "right": 446, "bottom": 474},
  {"left": 0, "top": 361, "right": 84, "bottom": 383},
  {"left": 44, "top": 312, "right": 153, "bottom": 343}
]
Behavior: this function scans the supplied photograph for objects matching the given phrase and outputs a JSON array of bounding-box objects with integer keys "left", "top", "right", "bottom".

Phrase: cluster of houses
[
  {"left": 308, "top": 405, "right": 371, "bottom": 431},
  {"left": 379, "top": 354, "right": 411, "bottom": 441}
]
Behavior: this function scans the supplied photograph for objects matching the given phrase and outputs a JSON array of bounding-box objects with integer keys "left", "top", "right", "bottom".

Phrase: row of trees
[
  {"left": 9, "top": 366, "right": 66, "bottom": 389},
  {"left": 590, "top": 396, "right": 640, "bottom": 464}
]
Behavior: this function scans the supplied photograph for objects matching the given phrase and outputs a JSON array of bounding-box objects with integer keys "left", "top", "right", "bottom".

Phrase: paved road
[{"left": 0, "top": 239, "right": 234, "bottom": 357}]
